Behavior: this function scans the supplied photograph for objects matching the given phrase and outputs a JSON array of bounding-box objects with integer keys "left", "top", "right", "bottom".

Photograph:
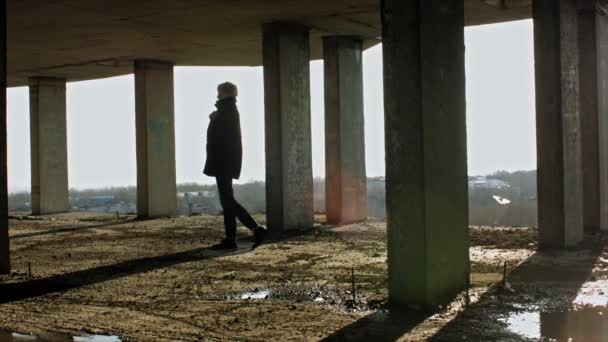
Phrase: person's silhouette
[{"left": 203, "top": 82, "right": 267, "bottom": 250}]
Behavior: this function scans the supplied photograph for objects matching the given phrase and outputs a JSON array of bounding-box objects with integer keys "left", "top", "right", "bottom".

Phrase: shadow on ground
[
  {"left": 430, "top": 233, "right": 604, "bottom": 341},
  {"left": 11, "top": 218, "right": 135, "bottom": 240},
  {"left": 322, "top": 308, "right": 432, "bottom": 341},
  {"left": 0, "top": 246, "right": 249, "bottom": 304},
  {"left": 0, "top": 219, "right": 323, "bottom": 305},
  {"left": 324, "top": 233, "right": 605, "bottom": 341}
]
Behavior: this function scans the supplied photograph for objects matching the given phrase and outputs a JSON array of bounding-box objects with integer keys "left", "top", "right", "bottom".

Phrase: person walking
[{"left": 203, "top": 82, "right": 267, "bottom": 250}]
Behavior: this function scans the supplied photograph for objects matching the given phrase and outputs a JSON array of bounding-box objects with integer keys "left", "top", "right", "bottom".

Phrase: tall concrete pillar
[
  {"left": 262, "top": 23, "right": 313, "bottom": 231},
  {"left": 579, "top": 1, "right": 608, "bottom": 231},
  {"left": 579, "top": 5, "right": 601, "bottom": 231},
  {"left": 323, "top": 36, "right": 368, "bottom": 225},
  {"left": 381, "top": 0, "right": 469, "bottom": 307},
  {"left": 0, "top": 0, "right": 8, "bottom": 275},
  {"left": 29, "top": 77, "right": 70, "bottom": 215},
  {"left": 534, "top": 0, "right": 584, "bottom": 248},
  {"left": 134, "top": 60, "right": 177, "bottom": 218},
  {"left": 597, "top": 5, "right": 608, "bottom": 231}
]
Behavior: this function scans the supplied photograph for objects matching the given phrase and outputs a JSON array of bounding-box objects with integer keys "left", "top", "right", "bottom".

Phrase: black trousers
[{"left": 216, "top": 176, "right": 258, "bottom": 240}]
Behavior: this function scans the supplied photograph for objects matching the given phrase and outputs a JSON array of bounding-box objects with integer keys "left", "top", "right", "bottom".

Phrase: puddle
[
  {"left": 212, "top": 284, "right": 380, "bottom": 312},
  {"left": 234, "top": 287, "right": 326, "bottom": 303},
  {"left": 501, "top": 311, "right": 541, "bottom": 339},
  {"left": 73, "top": 336, "right": 121, "bottom": 342},
  {"left": 0, "top": 331, "right": 121, "bottom": 342},
  {"left": 574, "top": 280, "right": 608, "bottom": 307},
  {"left": 240, "top": 289, "right": 271, "bottom": 300},
  {"left": 502, "top": 307, "right": 608, "bottom": 340}
]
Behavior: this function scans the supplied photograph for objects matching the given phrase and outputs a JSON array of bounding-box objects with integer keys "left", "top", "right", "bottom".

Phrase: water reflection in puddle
[
  {"left": 73, "top": 335, "right": 121, "bottom": 342},
  {"left": 0, "top": 331, "right": 121, "bottom": 342},
  {"left": 6, "top": 333, "right": 37, "bottom": 341},
  {"left": 74, "top": 335, "right": 121, "bottom": 342},
  {"left": 574, "top": 280, "right": 608, "bottom": 306},
  {"left": 502, "top": 307, "right": 608, "bottom": 341},
  {"left": 502, "top": 311, "right": 540, "bottom": 339},
  {"left": 240, "top": 289, "right": 271, "bottom": 300}
]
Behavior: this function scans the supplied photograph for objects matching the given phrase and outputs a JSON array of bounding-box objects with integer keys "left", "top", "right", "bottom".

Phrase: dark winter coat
[{"left": 203, "top": 97, "right": 243, "bottom": 179}]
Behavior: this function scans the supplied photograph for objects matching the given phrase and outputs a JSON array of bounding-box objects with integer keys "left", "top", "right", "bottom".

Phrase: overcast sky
[{"left": 6, "top": 20, "right": 536, "bottom": 193}]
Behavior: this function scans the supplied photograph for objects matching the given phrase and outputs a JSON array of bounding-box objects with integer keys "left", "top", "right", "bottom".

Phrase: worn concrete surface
[
  {"left": 534, "top": 0, "right": 584, "bottom": 248},
  {"left": 134, "top": 60, "right": 177, "bottom": 218},
  {"left": 263, "top": 23, "right": 313, "bottom": 232},
  {"left": 323, "top": 36, "right": 367, "bottom": 225},
  {"left": 0, "top": 212, "right": 541, "bottom": 341},
  {"left": 5, "top": 1, "right": 533, "bottom": 86},
  {"left": 381, "top": 0, "right": 469, "bottom": 306},
  {"left": 29, "top": 77, "right": 70, "bottom": 216}
]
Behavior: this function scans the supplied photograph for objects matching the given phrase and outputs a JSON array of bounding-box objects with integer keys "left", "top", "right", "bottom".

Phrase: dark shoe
[
  {"left": 252, "top": 226, "right": 268, "bottom": 250},
  {"left": 211, "top": 238, "right": 238, "bottom": 250}
]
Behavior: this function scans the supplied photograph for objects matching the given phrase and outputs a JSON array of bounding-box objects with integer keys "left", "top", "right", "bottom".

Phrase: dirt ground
[{"left": 0, "top": 212, "right": 602, "bottom": 341}]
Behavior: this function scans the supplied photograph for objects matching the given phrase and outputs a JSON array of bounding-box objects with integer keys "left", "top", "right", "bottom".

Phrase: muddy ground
[{"left": 0, "top": 212, "right": 603, "bottom": 341}]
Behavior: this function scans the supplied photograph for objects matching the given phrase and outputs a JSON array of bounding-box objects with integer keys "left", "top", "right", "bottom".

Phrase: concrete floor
[{"left": 0, "top": 212, "right": 574, "bottom": 341}]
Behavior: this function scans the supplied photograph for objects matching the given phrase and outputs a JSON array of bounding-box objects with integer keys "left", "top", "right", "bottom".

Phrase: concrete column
[
  {"left": 134, "top": 60, "right": 177, "bottom": 218},
  {"left": 598, "top": 7, "right": 608, "bottom": 231},
  {"left": 382, "top": 0, "right": 469, "bottom": 307},
  {"left": 29, "top": 77, "right": 70, "bottom": 215},
  {"left": 579, "top": 6, "right": 601, "bottom": 231},
  {"left": 323, "top": 36, "right": 368, "bottom": 225},
  {"left": 534, "top": 0, "right": 584, "bottom": 249},
  {"left": 262, "top": 23, "right": 313, "bottom": 231},
  {"left": 578, "top": 2, "right": 608, "bottom": 232},
  {"left": 0, "top": 0, "right": 8, "bottom": 275},
  {"left": 580, "top": 1, "right": 608, "bottom": 231}
]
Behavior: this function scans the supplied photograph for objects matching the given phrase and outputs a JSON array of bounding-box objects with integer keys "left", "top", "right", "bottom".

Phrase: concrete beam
[
  {"left": 323, "top": 36, "right": 367, "bottom": 225},
  {"left": 382, "top": 0, "right": 469, "bottom": 307},
  {"left": 304, "top": 16, "right": 380, "bottom": 39},
  {"left": 262, "top": 23, "right": 314, "bottom": 232},
  {"left": 482, "top": 0, "right": 532, "bottom": 10},
  {"left": 0, "top": 0, "right": 8, "bottom": 275},
  {"left": 134, "top": 60, "right": 177, "bottom": 218},
  {"left": 29, "top": 77, "right": 70, "bottom": 215},
  {"left": 578, "top": 0, "right": 608, "bottom": 11},
  {"left": 534, "top": 0, "right": 584, "bottom": 248}
]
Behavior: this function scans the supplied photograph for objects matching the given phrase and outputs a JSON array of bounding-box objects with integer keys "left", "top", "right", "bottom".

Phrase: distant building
[
  {"left": 178, "top": 191, "right": 216, "bottom": 199},
  {"left": 106, "top": 203, "right": 136, "bottom": 214},
  {"left": 367, "top": 178, "right": 386, "bottom": 219},
  {"left": 72, "top": 196, "right": 115, "bottom": 209},
  {"left": 468, "top": 176, "right": 510, "bottom": 190},
  {"left": 177, "top": 190, "right": 219, "bottom": 216}
]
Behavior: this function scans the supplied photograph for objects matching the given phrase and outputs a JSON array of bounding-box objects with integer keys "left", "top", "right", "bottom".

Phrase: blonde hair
[{"left": 218, "top": 82, "right": 238, "bottom": 98}]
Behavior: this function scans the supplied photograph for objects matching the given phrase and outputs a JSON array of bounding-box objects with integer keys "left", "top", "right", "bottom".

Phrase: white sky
[{"left": 6, "top": 19, "right": 536, "bottom": 193}]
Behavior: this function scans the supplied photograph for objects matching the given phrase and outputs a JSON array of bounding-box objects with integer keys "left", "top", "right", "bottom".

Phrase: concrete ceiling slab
[{"left": 7, "top": 0, "right": 532, "bottom": 86}]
